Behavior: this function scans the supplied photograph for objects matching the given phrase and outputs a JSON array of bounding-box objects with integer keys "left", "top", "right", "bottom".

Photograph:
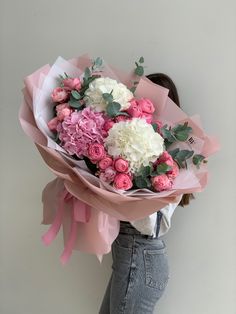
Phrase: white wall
[{"left": 1, "top": 0, "right": 236, "bottom": 313}]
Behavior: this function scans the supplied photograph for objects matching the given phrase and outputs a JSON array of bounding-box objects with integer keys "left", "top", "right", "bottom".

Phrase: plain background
[{"left": 1, "top": 0, "right": 236, "bottom": 313}]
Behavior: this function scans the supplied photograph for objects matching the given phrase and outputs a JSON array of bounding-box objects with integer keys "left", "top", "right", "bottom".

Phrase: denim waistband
[
  {"left": 119, "top": 211, "right": 163, "bottom": 239},
  {"left": 119, "top": 221, "right": 154, "bottom": 239}
]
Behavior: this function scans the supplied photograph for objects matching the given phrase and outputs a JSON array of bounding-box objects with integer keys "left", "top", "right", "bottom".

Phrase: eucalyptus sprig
[
  {"left": 130, "top": 56, "right": 145, "bottom": 93},
  {"left": 102, "top": 92, "right": 129, "bottom": 118},
  {"left": 161, "top": 122, "right": 193, "bottom": 149}
]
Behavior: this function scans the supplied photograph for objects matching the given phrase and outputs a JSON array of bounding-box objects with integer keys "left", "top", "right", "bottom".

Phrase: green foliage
[
  {"left": 161, "top": 122, "right": 193, "bottom": 148},
  {"left": 172, "top": 122, "right": 192, "bottom": 141},
  {"left": 84, "top": 157, "right": 98, "bottom": 174},
  {"left": 135, "top": 57, "right": 145, "bottom": 74},
  {"left": 71, "top": 90, "right": 81, "bottom": 100},
  {"left": 102, "top": 92, "right": 114, "bottom": 103},
  {"left": 92, "top": 57, "right": 103, "bottom": 70},
  {"left": 193, "top": 154, "right": 205, "bottom": 168},
  {"left": 151, "top": 123, "right": 158, "bottom": 132},
  {"left": 156, "top": 163, "right": 172, "bottom": 174},
  {"left": 106, "top": 102, "right": 121, "bottom": 117},
  {"left": 134, "top": 176, "right": 151, "bottom": 189},
  {"left": 174, "top": 149, "right": 194, "bottom": 168}
]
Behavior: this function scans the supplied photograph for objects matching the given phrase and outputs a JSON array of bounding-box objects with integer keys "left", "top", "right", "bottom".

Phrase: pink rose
[
  {"left": 103, "top": 119, "right": 115, "bottom": 132},
  {"left": 138, "top": 98, "right": 155, "bottom": 114},
  {"left": 126, "top": 99, "right": 142, "bottom": 118},
  {"left": 153, "top": 120, "right": 163, "bottom": 134},
  {"left": 151, "top": 174, "right": 173, "bottom": 192},
  {"left": 155, "top": 151, "right": 174, "bottom": 167},
  {"left": 87, "top": 143, "right": 105, "bottom": 162},
  {"left": 98, "top": 156, "right": 113, "bottom": 170},
  {"left": 51, "top": 87, "right": 68, "bottom": 103},
  {"left": 56, "top": 103, "right": 72, "bottom": 121},
  {"left": 167, "top": 161, "right": 179, "bottom": 179},
  {"left": 63, "top": 77, "right": 82, "bottom": 91},
  {"left": 99, "top": 166, "right": 116, "bottom": 183},
  {"left": 140, "top": 112, "right": 152, "bottom": 124},
  {"left": 113, "top": 173, "right": 133, "bottom": 190},
  {"left": 115, "top": 115, "right": 130, "bottom": 123},
  {"left": 114, "top": 158, "right": 129, "bottom": 173},
  {"left": 47, "top": 117, "right": 59, "bottom": 131}
]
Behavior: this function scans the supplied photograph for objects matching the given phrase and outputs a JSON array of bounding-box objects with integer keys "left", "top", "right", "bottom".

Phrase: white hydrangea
[
  {"left": 104, "top": 118, "right": 164, "bottom": 173},
  {"left": 84, "top": 77, "right": 133, "bottom": 112}
]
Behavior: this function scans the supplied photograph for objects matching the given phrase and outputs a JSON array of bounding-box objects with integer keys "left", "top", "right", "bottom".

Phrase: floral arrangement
[
  {"left": 47, "top": 57, "right": 206, "bottom": 193},
  {"left": 19, "top": 54, "right": 219, "bottom": 263}
]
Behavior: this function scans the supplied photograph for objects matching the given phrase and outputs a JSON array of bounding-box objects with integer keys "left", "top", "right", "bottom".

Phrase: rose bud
[
  {"left": 126, "top": 99, "right": 142, "bottom": 118},
  {"left": 103, "top": 119, "right": 115, "bottom": 132},
  {"left": 51, "top": 87, "right": 68, "bottom": 103},
  {"left": 114, "top": 158, "right": 129, "bottom": 173},
  {"left": 47, "top": 117, "right": 59, "bottom": 132},
  {"left": 99, "top": 167, "right": 116, "bottom": 183},
  {"left": 138, "top": 98, "right": 155, "bottom": 114},
  {"left": 63, "top": 77, "right": 82, "bottom": 91},
  {"left": 98, "top": 156, "right": 113, "bottom": 170},
  {"left": 87, "top": 143, "right": 105, "bottom": 162},
  {"left": 113, "top": 173, "right": 133, "bottom": 190},
  {"left": 151, "top": 174, "right": 173, "bottom": 192},
  {"left": 56, "top": 103, "right": 72, "bottom": 121},
  {"left": 167, "top": 161, "right": 179, "bottom": 179}
]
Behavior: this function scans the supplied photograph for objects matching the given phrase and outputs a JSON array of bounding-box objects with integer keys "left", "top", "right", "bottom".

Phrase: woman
[{"left": 99, "top": 73, "right": 193, "bottom": 314}]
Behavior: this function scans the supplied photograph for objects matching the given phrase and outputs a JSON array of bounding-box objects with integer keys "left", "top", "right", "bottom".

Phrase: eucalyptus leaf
[
  {"left": 69, "top": 99, "right": 83, "bottom": 109},
  {"left": 139, "top": 165, "right": 152, "bottom": 177},
  {"left": 134, "top": 176, "right": 149, "bottom": 189},
  {"left": 135, "top": 65, "right": 144, "bottom": 76},
  {"left": 151, "top": 123, "right": 158, "bottom": 132},
  {"left": 130, "top": 86, "right": 136, "bottom": 93},
  {"left": 168, "top": 148, "right": 180, "bottom": 159},
  {"left": 106, "top": 102, "right": 121, "bottom": 117},
  {"left": 102, "top": 93, "right": 113, "bottom": 103},
  {"left": 139, "top": 56, "right": 144, "bottom": 63},
  {"left": 156, "top": 163, "right": 172, "bottom": 174},
  {"left": 193, "top": 154, "right": 205, "bottom": 168},
  {"left": 71, "top": 90, "right": 81, "bottom": 100}
]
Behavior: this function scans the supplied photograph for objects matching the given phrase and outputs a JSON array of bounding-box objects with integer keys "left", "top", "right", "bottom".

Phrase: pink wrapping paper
[{"left": 19, "top": 55, "right": 220, "bottom": 263}]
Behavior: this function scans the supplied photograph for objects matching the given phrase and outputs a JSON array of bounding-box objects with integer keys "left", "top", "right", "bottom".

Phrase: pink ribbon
[{"left": 41, "top": 187, "right": 91, "bottom": 264}]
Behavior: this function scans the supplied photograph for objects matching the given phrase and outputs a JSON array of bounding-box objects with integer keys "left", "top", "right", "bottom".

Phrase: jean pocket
[{"left": 143, "top": 247, "right": 169, "bottom": 290}]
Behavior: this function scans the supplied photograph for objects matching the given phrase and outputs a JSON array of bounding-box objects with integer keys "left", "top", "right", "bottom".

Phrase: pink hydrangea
[{"left": 57, "top": 107, "right": 106, "bottom": 158}]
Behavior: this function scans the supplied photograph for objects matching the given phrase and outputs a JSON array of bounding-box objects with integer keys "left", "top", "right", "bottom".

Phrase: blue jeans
[{"left": 99, "top": 221, "right": 170, "bottom": 314}]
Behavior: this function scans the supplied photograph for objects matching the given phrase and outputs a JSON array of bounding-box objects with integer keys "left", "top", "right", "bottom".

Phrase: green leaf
[
  {"left": 134, "top": 176, "right": 150, "bottom": 189},
  {"left": 71, "top": 90, "right": 81, "bottom": 100},
  {"left": 135, "top": 65, "right": 144, "bottom": 76},
  {"left": 172, "top": 123, "right": 192, "bottom": 141},
  {"left": 68, "top": 97, "right": 83, "bottom": 109},
  {"left": 139, "top": 56, "right": 144, "bottom": 63},
  {"left": 94, "top": 57, "right": 103, "bottom": 67},
  {"left": 151, "top": 123, "right": 158, "bottom": 132},
  {"left": 176, "top": 150, "right": 194, "bottom": 161},
  {"left": 168, "top": 148, "right": 180, "bottom": 159},
  {"left": 161, "top": 125, "right": 176, "bottom": 143},
  {"left": 130, "top": 86, "right": 136, "bottom": 93},
  {"left": 175, "top": 130, "right": 190, "bottom": 141},
  {"left": 156, "top": 163, "right": 172, "bottom": 174},
  {"left": 192, "top": 154, "right": 205, "bottom": 168},
  {"left": 139, "top": 165, "right": 152, "bottom": 177},
  {"left": 102, "top": 93, "right": 113, "bottom": 103},
  {"left": 174, "top": 149, "right": 194, "bottom": 168},
  {"left": 106, "top": 102, "right": 121, "bottom": 117},
  {"left": 84, "top": 67, "right": 91, "bottom": 81}
]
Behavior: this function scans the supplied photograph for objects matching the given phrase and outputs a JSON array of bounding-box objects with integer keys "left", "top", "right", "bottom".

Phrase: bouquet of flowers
[{"left": 19, "top": 54, "right": 219, "bottom": 264}]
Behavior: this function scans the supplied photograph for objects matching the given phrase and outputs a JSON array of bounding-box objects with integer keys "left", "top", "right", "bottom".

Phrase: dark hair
[{"left": 146, "top": 73, "right": 194, "bottom": 207}]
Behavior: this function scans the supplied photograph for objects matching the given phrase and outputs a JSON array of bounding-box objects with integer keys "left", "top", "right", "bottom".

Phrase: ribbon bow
[{"left": 42, "top": 187, "right": 91, "bottom": 264}]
